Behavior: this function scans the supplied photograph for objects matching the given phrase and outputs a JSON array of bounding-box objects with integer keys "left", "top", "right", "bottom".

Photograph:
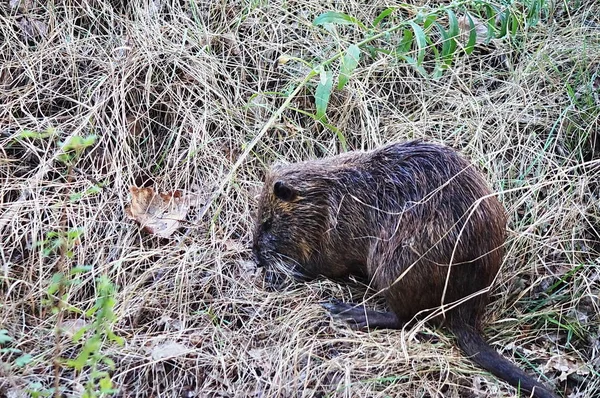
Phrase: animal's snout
[
  {"left": 252, "top": 231, "right": 277, "bottom": 268},
  {"left": 251, "top": 240, "right": 266, "bottom": 268},
  {"left": 251, "top": 247, "right": 262, "bottom": 267}
]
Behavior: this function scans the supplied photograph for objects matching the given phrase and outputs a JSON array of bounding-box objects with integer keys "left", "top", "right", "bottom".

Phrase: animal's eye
[
  {"left": 273, "top": 180, "right": 297, "bottom": 202},
  {"left": 263, "top": 218, "right": 273, "bottom": 231}
]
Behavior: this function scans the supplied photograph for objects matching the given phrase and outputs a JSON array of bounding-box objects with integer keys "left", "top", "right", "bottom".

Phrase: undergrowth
[{"left": 1, "top": 0, "right": 599, "bottom": 397}]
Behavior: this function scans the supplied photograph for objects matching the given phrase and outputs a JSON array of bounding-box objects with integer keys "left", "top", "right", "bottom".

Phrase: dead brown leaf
[
  {"left": 17, "top": 17, "right": 48, "bottom": 40},
  {"left": 10, "top": 0, "right": 35, "bottom": 11},
  {"left": 543, "top": 356, "right": 590, "bottom": 382},
  {"left": 125, "top": 186, "right": 196, "bottom": 238},
  {"left": 150, "top": 340, "right": 191, "bottom": 360},
  {"left": 248, "top": 347, "right": 274, "bottom": 374},
  {"left": 126, "top": 115, "right": 143, "bottom": 137},
  {"left": 222, "top": 239, "right": 246, "bottom": 252}
]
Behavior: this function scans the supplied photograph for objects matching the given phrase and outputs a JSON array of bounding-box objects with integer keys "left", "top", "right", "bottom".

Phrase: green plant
[
  {"left": 26, "top": 382, "right": 55, "bottom": 398},
  {"left": 17, "top": 130, "right": 123, "bottom": 397},
  {"left": 42, "top": 256, "right": 122, "bottom": 398},
  {"left": 208, "top": 0, "right": 551, "bottom": 212},
  {"left": 308, "top": 0, "right": 551, "bottom": 122},
  {"left": 0, "top": 329, "right": 34, "bottom": 368},
  {"left": 65, "top": 275, "right": 123, "bottom": 398},
  {"left": 35, "top": 228, "right": 85, "bottom": 259}
]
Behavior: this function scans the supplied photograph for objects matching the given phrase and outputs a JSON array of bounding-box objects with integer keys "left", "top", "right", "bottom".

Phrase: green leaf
[
  {"left": 465, "top": 13, "right": 477, "bottom": 55},
  {"left": 85, "top": 305, "right": 98, "bottom": 317},
  {"left": 70, "top": 266, "right": 93, "bottom": 275},
  {"left": 59, "top": 134, "right": 97, "bottom": 153},
  {"left": 434, "top": 23, "right": 450, "bottom": 62},
  {"left": 15, "top": 353, "right": 33, "bottom": 367},
  {"left": 99, "top": 376, "right": 115, "bottom": 393},
  {"left": 57, "top": 153, "right": 72, "bottom": 164},
  {"left": 397, "top": 28, "right": 413, "bottom": 54},
  {"left": 67, "top": 227, "right": 84, "bottom": 241},
  {"left": 408, "top": 22, "right": 427, "bottom": 66},
  {"left": 423, "top": 13, "right": 437, "bottom": 29},
  {"left": 315, "top": 69, "right": 333, "bottom": 121},
  {"left": 395, "top": 54, "right": 428, "bottom": 77},
  {"left": 69, "top": 192, "right": 83, "bottom": 202},
  {"left": 445, "top": 9, "right": 459, "bottom": 56},
  {"left": 1, "top": 348, "right": 20, "bottom": 355},
  {"left": 25, "top": 382, "right": 54, "bottom": 398},
  {"left": 414, "top": 11, "right": 425, "bottom": 24},
  {"left": 424, "top": 30, "right": 444, "bottom": 79},
  {"left": 434, "top": 13, "right": 458, "bottom": 69},
  {"left": 510, "top": 13, "right": 519, "bottom": 36},
  {"left": 0, "top": 329, "right": 13, "bottom": 344},
  {"left": 81, "top": 135, "right": 97, "bottom": 147},
  {"left": 446, "top": 9, "right": 459, "bottom": 38},
  {"left": 47, "top": 273, "right": 64, "bottom": 296},
  {"left": 313, "top": 12, "right": 366, "bottom": 30},
  {"left": 373, "top": 7, "right": 395, "bottom": 27},
  {"left": 67, "top": 337, "right": 101, "bottom": 371},
  {"left": 338, "top": 44, "right": 361, "bottom": 90},
  {"left": 498, "top": 8, "right": 510, "bottom": 38},
  {"left": 108, "top": 332, "right": 125, "bottom": 346},
  {"left": 91, "top": 370, "right": 110, "bottom": 379},
  {"left": 1, "top": 347, "right": 22, "bottom": 354},
  {"left": 17, "top": 128, "right": 57, "bottom": 140},
  {"left": 482, "top": 4, "right": 498, "bottom": 44},
  {"left": 71, "top": 325, "right": 89, "bottom": 343},
  {"left": 102, "top": 356, "right": 116, "bottom": 370},
  {"left": 527, "top": 0, "right": 541, "bottom": 27}
]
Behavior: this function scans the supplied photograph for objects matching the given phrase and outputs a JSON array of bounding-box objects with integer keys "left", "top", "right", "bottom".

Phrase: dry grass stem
[{"left": 1, "top": 1, "right": 598, "bottom": 397}]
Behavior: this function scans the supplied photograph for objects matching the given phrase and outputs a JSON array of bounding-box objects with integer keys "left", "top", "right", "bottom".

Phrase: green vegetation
[{"left": 0, "top": 0, "right": 598, "bottom": 397}]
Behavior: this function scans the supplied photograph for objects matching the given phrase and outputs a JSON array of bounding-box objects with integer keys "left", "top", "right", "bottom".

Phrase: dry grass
[{"left": 1, "top": 0, "right": 599, "bottom": 397}]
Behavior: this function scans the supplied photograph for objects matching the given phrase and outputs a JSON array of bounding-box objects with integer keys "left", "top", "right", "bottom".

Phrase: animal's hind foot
[{"left": 321, "top": 300, "right": 403, "bottom": 330}]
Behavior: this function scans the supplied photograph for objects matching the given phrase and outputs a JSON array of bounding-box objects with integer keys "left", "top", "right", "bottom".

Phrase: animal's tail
[{"left": 451, "top": 322, "right": 558, "bottom": 398}]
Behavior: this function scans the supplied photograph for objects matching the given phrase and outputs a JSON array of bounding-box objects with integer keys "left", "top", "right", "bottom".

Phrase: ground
[{"left": 0, "top": 1, "right": 599, "bottom": 397}]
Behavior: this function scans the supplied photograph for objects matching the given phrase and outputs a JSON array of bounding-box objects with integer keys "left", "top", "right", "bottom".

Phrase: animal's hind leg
[{"left": 321, "top": 300, "right": 404, "bottom": 330}]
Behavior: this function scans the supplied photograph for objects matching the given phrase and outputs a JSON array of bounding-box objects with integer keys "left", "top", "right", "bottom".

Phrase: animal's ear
[{"left": 273, "top": 180, "right": 297, "bottom": 202}]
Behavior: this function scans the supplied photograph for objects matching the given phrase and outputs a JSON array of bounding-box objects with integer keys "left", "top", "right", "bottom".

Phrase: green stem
[{"left": 193, "top": 69, "right": 317, "bottom": 224}]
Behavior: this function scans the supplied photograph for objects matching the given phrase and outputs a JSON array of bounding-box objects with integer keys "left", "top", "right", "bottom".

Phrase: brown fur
[{"left": 253, "top": 141, "right": 557, "bottom": 398}]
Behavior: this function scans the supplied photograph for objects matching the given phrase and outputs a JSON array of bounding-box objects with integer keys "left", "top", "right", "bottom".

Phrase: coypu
[{"left": 252, "top": 141, "right": 558, "bottom": 398}]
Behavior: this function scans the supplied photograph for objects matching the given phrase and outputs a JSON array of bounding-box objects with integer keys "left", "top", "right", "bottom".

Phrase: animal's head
[{"left": 252, "top": 164, "right": 337, "bottom": 280}]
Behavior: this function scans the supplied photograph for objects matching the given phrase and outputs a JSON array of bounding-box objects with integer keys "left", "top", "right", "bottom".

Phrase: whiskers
[{"left": 254, "top": 251, "right": 313, "bottom": 290}]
